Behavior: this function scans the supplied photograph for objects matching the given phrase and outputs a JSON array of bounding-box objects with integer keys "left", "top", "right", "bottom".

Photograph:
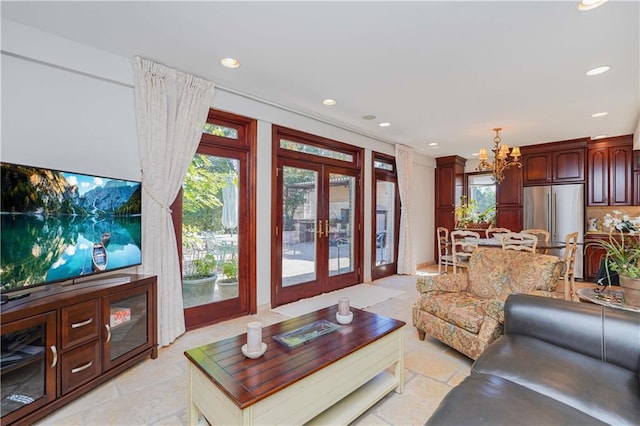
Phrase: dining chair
[
  {"left": 563, "top": 232, "right": 579, "bottom": 301},
  {"left": 485, "top": 227, "right": 511, "bottom": 239},
  {"left": 501, "top": 232, "right": 538, "bottom": 253},
  {"left": 437, "top": 227, "right": 455, "bottom": 274},
  {"left": 522, "top": 228, "right": 551, "bottom": 254},
  {"left": 450, "top": 230, "right": 480, "bottom": 273}
]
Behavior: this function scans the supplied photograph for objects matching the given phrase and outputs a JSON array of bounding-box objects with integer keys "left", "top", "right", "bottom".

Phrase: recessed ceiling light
[
  {"left": 379, "top": 122, "right": 391, "bottom": 127},
  {"left": 428, "top": 142, "right": 439, "bottom": 147},
  {"left": 591, "top": 112, "right": 608, "bottom": 118},
  {"left": 221, "top": 57, "right": 240, "bottom": 68},
  {"left": 585, "top": 65, "right": 610, "bottom": 76},
  {"left": 322, "top": 99, "right": 337, "bottom": 106},
  {"left": 591, "top": 134, "right": 608, "bottom": 140},
  {"left": 578, "top": 0, "right": 608, "bottom": 11},
  {"left": 362, "top": 114, "right": 376, "bottom": 120}
]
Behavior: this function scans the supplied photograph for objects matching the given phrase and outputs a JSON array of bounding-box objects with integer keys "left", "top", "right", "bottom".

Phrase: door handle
[
  {"left": 50, "top": 345, "right": 58, "bottom": 368},
  {"left": 105, "top": 324, "right": 112, "bottom": 343},
  {"left": 553, "top": 192, "right": 558, "bottom": 238},
  {"left": 316, "top": 220, "right": 324, "bottom": 238},
  {"left": 325, "top": 220, "right": 329, "bottom": 238}
]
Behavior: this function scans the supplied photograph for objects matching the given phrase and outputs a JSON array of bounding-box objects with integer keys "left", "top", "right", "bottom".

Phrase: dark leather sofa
[{"left": 427, "top": 294, "right": 640, "bottom": 425}]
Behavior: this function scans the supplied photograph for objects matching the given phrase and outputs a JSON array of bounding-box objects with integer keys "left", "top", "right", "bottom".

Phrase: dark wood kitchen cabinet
[
  {"left": 521, "top": 139, "right": 586, "bottom": 186},
  {"left": 584, "top": 234, "right": 634, "bottom": 282},
  {"left": 435, "top": 156, "right": 466, "bottom": 233},
  {"left": 585, "top": 236, "right": 607, "bottom": 282},
  {"left": 495, "top": 165, "right": 523, "bottom": 231},
  {"left": 587, "top": 136, "right": 633, "bottom": 206},
  {"left": 634, "top": 151, "right": 640, "bottom": 206}
]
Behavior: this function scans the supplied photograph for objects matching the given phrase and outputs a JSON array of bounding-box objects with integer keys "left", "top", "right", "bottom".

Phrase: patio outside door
[
  {"left": 274, "top": 159, "right": 360, "bottom": 306},
  {"left": 173, "top": 109, "right": 256, "bottom": 330}
]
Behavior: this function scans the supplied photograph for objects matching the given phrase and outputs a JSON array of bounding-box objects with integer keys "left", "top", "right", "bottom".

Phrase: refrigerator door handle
[
  {"left": 547, "top": 191, "right": 552, "bottom": 235},
  {"left": 552, "top": 191, "right": 557, "bottom": 239}
]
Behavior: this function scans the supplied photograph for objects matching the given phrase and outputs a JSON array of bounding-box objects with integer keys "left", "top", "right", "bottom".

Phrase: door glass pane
[
  {"left": 1, "top": 324, "right": 46, "bottom": 417},
  {"left": 376, "top": 180, "right": 396, "bottom": 265},
  {"left": 109, "top": 293, "right": 147, "bottom": 360},
  {"left": 203, "top": 123, "right": 238, "bottom": 139},
  {"left": 280, "top": 140, "right": 353, "bottom": 162},
  {"left": 282, "top": 166, "right": 317, "bottom": 287},
  {"left": 329, "top": 173, "right": 355, "bottom": 276},
  {"left": 182, "top": 154, "right": 239, "bottom": 307}
]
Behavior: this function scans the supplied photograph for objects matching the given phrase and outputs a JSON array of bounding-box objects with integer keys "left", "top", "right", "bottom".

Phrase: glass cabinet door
[
  {"left": 103, "top": 287, "right": 151, "bottom": 370},
  {"left": 1, "top": 312, "right": 56, "bottom": 424}
]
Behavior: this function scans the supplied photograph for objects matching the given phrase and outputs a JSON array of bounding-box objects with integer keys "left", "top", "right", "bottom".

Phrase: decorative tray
[{"left": 273, "top": 319, "right": 340, "bottom": 349}]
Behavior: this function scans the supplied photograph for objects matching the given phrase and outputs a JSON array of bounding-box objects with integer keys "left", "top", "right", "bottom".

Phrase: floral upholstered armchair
[{"left": 412, "top": 247, "right": 564, "bottom": 360}]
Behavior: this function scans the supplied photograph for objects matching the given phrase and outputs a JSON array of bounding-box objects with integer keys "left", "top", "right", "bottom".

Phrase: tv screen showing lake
[{"left": 0, "top": 163, "right": 142, "bottom": 293}]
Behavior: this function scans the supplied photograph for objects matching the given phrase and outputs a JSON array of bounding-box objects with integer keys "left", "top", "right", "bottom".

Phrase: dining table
[{"left": 467, "top": 237, "right": 566, "bottom": 250}]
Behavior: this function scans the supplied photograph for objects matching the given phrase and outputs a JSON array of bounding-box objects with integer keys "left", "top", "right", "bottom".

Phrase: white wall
[
  {"left": 1, "top": 54, "right": 139, "bottom": 180},
  {"left": 1, "top": 19, "right": 436, "bottom": 307},
  {"left": 634, "top": 114, "right": 640, "bottom": 150},
  {"left": 412, "top": 156, "right": 435, "bottom": 266}
]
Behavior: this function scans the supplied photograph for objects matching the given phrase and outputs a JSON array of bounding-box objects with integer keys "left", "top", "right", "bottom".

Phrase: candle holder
[
  {"left": 242, "top": 321, "right": 267, "bottom": 358},
  {"left": 336, "top": 297, "right": 353, "bottom": 324}
]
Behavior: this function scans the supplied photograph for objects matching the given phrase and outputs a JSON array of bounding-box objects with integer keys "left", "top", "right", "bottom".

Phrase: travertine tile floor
[{"left": 37, "top": 266, "right": 584, "bottom": 425}]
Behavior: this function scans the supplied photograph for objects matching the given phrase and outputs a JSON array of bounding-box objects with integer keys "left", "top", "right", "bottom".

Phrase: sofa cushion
[
  {"left": 426, "top": 373, "right": 606, "bottom": 426},
  {"left": 419, "top": 292, "right": 486, "bottom": 334},
  {"left": 466, "top": 248, "right": 563, "bottom": 300},
  {"left": 467, "top": 248, "right": 510, "bottom": 299},
  {"left": 503, "top": 252, "right": 563, "bottom": 295},
  {"left": 473, "top": 335, "right": 640, "bottom": 425}
]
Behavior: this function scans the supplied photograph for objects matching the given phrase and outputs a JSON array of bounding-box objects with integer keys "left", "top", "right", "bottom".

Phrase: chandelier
[{"left": 476, "top": 128, "right": 522, "bottom": 184}]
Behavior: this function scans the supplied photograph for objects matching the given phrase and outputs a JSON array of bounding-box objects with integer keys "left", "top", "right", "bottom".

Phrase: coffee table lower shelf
[{"left": 187, "top": 327, "right": 404, "bottom": 425}]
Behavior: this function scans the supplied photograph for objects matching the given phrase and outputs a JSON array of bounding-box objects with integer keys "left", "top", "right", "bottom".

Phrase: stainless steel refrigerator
[{"left": 523, "top": 184, "right": 584, "bottom": 279}]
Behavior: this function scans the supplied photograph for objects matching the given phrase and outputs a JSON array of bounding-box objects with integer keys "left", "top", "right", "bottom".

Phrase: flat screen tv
[{"left": 1, "top": 162, "right": 142, "bottom": 295}]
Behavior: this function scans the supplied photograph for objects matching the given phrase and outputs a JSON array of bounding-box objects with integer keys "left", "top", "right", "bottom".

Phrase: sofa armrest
[
  {"left": 504, "top": 294, "right": 640, "bottom": 372},
  {"left": 483, "top": 299, "right": 506, "bottom": 324},
  {"left": 525, "top": 290, "right": 564, "bottom": 299},
  {"left": 416, "top": 273, "right": 469, "bottom": 294}
]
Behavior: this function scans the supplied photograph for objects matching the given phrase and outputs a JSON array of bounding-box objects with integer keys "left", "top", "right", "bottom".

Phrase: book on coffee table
[{"left": 273, "top": 319, "right": 340, "bottom": 348}]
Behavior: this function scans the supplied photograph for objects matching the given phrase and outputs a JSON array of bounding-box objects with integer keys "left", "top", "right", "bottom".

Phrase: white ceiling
[{"left": 2, "top": 1, "right": 639, "bottom": 158}]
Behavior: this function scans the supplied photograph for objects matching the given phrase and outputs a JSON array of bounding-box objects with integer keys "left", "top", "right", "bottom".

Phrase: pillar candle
[
  {"left": 338, "top": 297, "right": 350, "bottom": 316},
  {"left": 247, "top": 321, "right": 262, "bottom": 353}
]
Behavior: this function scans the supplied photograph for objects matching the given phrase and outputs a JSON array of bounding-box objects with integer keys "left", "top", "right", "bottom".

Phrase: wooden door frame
[
  {"left": 271, "top": 125, "right": 363, "bottom": 308},
  {"left": 371, "top": 152, "right": 400, "bottom": 280},
  {"left": 173, "top": 109, "right": 257, "bottom": 331}
]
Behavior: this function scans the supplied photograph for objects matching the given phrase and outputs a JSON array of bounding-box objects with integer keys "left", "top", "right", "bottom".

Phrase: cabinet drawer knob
[
  {"left": 71, "top": 318, "right": 93, "bottom": 329},
  {"left": 71, "top": 361, "right": 93, "bottom": 374}
]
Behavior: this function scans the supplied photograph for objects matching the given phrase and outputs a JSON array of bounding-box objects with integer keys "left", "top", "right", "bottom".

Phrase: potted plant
[
  {"left": 455, "top": 196, "right": 495, "bottom": 230},
  {"left": 189, "top": 253, "right": 217, "bottom": 280},
  {"left": 217, "top": 259, "right": 239, "bottom": 299},
  {"left": 594, "top": 210, "right": 640, "bottom": 305}
]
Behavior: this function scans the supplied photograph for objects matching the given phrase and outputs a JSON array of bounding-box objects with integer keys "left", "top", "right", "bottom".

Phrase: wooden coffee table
[{"left": 184, "top": 306, "right": 406, "bottom": 425}]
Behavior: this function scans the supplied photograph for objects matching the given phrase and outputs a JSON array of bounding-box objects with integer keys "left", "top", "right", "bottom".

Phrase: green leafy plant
[
  {"left": 455, "top": 196, "right": 496, "bottom": 228},
  {"left": 218, "top": 259, "right": 238, "bottom": 283},
  {"left": 595, "top": 211, "right": 640, "bottom": 279},
  {"left": 190, "top": 254, "right": 217, "bottom": 279}
]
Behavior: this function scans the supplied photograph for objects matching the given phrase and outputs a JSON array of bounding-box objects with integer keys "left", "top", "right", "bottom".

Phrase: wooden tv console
[{"left": 1, "top": 274, "right": 157, "bottom": 425}]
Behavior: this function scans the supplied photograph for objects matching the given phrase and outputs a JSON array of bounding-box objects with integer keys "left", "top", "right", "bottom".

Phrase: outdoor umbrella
[{"left": 221, "top": 180, "right": 238, "bottom": 229}]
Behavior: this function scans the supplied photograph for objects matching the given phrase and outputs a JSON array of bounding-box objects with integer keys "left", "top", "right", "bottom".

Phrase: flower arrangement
[{"left": 598, "top": 211, "right": 640, "bottom": 279}]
